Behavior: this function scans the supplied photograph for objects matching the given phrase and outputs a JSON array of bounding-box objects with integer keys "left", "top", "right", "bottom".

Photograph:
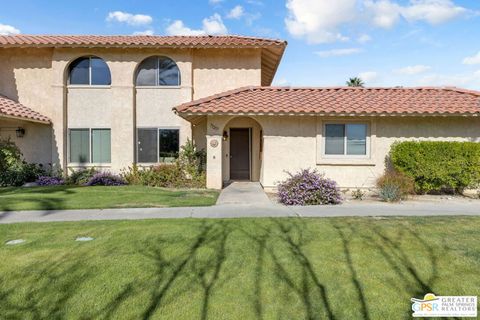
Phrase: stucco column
[
  {"left": 110, "top": 85, "right": 135, "bottom": 171},
  {"left": 50, "top": 84, "right": 66, "bottom": 170},
  {"left": 206, "top": 117, "right": 223, "bottom": 189}
]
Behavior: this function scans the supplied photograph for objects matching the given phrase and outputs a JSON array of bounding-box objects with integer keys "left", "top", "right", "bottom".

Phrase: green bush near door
[{"left": 389, "top": 141, "right": 480, "bottom": 193}]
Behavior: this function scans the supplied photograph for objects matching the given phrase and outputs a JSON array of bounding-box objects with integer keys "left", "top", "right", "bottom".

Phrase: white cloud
[
  {"left": 273, "top": 77, "right": 290, "bottom": 86},
  {"left": 401, "top": 0, "right": 467, "bottom": 25},
  {"left": 315, "top": 48, "right": 363, "bottom": 58},
  {"left": 357, "top": 34, "right": 372, "bottom": 43},
  {"left": 364, "top": 0, "right": 402, "bottom": 28},
  {"left": 358, "top": 71, "right": 379, "bottom": 83},
  {"left": 285, "top": 0, "right": 469, "bottom": 44},
  {"left": 418, "top": 70, "right": 480, "bottom": 89},
  {"left": 203, "top": 13, "right": 228, "bottom": 34},
  {"left": 285, "top": 0, "right": 356, "bottom": 44},
  {"left": 209, "top": 0, "right": 224, "bottom": 4},
  {"left": 166, "top": 14, "right": 227, "bottom": 36},
  {"left": 0, "top": 23, "right": 20, "bottom": 35},
  {"left": 395, "top": 65, "right": 431, "bottom": 75},
  {"left": 107, "top": 11, "right": 152, "bottom": 26},
  {"left": 227, "top": 5, "right": 245, "bottom": 19},
  {"left": 133, "top": 30, "right": 154, "bottom": 36},
  {"left": 463, "top": 51, "right": 480, "bottom": 65},
  {"left": 166, "top": 21, "right": 205, "bottom": 36},
  {"left": 365, "top": 0, "right": 468, "bottom": 28}
]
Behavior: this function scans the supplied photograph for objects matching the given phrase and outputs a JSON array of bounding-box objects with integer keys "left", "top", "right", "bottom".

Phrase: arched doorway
[{"left": 222, "top": 116, "right": 263, "bottom": 183}]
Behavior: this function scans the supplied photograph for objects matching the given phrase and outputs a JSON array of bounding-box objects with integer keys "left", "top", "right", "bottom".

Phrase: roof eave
[
  {"left": 176, "top": 111, "right": 480, "bottom": 121},
  {"left": 0, "top": 114, "right": 51, "bottom": 124}
]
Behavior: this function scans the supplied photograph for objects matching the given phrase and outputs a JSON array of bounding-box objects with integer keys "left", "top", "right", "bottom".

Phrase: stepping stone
[
  {"left": 5, "top": 239, "right": 26, "bottom": 245},
  {"left": 75, "top": 237, "right": 94, "bottom": 242}
]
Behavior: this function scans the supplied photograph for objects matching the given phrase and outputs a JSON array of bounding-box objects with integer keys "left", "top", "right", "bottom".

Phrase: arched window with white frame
[
  {"left": 68, "top": 56, "right": 111, "bottom": 86},
  {"left": 136, "top": 56, "right": 180, "bottom": 86}
]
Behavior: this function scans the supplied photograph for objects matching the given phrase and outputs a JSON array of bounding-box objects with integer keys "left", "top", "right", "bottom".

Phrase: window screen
[
  {"left": 91, "top": 58, "right": 111, "bottom": 85},
  {"left": 70, "top": 129, "right": 90, "bottom": 163},
  {"left": 69, "top": 57, "right": 111, "bottom": 85},
  {"left": 346, "top": 124, "right": 367, "bottom": 155},
  {"left": 158, "top": 58, "right": 180, "bottom": 86},
  {"left": 325, "top": 123, "right": 368, "bottom": 156},
  {"left": 325, "top": 124, "right": 345, "bottom": 155},
  {"left": 136, "top": 56, "right": 180, "bottom": 86},
  {"left": 138, "top": 129, "right": 158, "bottom": 163},
  {"left": 91, "top": 129, "right": 111, "bottom": 163},
  {"left": 136, "top": 57, "right": 158, "bottom": 86},
  {"left": 69, "top": 58, "right": 90, "bottom": 85},
  {"left": 159, "top": 129, "right": 179, "bottom": 162}
]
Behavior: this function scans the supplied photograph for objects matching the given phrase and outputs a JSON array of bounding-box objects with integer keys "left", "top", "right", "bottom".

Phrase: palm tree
[{"left": 346, "top": 77, "right": 365, "bottom": 87}]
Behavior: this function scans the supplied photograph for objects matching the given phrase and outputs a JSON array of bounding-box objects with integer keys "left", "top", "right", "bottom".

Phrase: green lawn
[
  {"left": 0, "top": 186, "right": 218, "bottom": 211},
  {"left": 0, "top": 217, "right": 479, "bottom": 319}
]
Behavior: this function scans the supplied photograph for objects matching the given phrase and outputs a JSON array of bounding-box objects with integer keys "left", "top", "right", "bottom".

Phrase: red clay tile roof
[
  {"left": 0, "top": 95, "right": 50, "bottom": 123},
  {"left": 0, "top": 35, "right": 286, "bottom": 86},
  {"left": 0, "top": 35, "right": 286, "bottom": 48},
  {"left": 175, "top": 86, "right": 480, "bottom": 117}
]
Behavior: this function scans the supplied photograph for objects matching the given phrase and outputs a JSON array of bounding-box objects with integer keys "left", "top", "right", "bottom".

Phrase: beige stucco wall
[
  {"left": 193, "top": 48, "right": 262, "bottom": 99},
  {"left": 0, "top": 46, "right": 262, "bottom": 173},
  {"left": 0, "top": 118, "right": 52, "bottom": 166},
  {"left": 202, "top": 115, "right": 480, "bottom": 189},
  {"left": 0, "top": 48, "right": 57, "bottom": 166}
]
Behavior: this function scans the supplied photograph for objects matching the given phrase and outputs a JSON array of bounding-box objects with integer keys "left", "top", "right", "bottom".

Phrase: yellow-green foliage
[{"left": 390, "top": 141, "right": 480, "bottom": 193}]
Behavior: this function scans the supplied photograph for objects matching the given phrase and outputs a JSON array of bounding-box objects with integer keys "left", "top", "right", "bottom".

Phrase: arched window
[
  {"left": 69, "top": 56, "right": 111, "bottom": 85},
  {"left": 136, "top": 56, "right": 180, "bottom": 86}
]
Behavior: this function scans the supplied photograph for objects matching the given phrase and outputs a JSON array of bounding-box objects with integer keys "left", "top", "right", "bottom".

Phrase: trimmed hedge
[{"left": 390, "top": 141, "right": 480, "bottom": 193}]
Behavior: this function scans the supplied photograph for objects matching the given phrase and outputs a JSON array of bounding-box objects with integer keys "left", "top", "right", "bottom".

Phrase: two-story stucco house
[
  {"left": 1, "top": 35, "right": 480, "bottom": 190},
  {"left": 0, "top": 35, "right": 285, "bottom": 177}
]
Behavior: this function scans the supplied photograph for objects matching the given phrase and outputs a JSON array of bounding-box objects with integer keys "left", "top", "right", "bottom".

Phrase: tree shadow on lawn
[
  {"left": 0, "top": 250, "right": 95, "bottom": 320},
  {"left": 0, "top": 186, "right": 77, "bottom": 212},
  {"left": 0, "top": 218, "right": 447, "bottom": 320}
]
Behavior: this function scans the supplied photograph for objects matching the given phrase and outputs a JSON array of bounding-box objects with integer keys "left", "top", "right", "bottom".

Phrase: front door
[{"left": 230, "top": 128, "right": 251, "bottom": 180}]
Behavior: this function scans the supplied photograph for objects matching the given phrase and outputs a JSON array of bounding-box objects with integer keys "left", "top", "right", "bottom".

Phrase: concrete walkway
[
  {"left": 0, "top": 200, "right": 479, "bottom": 224},
  {"left": 216, "top": 182, "right": 272, "bottom": 205}
]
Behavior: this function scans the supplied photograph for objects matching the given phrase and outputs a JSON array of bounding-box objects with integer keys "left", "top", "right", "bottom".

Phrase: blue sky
[{"left": 1, "top": 0, "right": 480, "bottom": 89}]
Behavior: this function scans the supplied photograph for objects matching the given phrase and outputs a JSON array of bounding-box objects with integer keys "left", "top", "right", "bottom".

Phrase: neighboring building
[
  {"left": 0, "top": 35, "right": 286, "bottom": 173},
  {"left": 1, "top": 35, "right": 480, "bottom": 190},
  {"left": 175, "top": 86, "right": 480, "bottom": 189}
]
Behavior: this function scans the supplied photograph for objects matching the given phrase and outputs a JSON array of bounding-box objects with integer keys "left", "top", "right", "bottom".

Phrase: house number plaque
[{"left": 210, "top": 139, "right": 219, "bottom": 148}]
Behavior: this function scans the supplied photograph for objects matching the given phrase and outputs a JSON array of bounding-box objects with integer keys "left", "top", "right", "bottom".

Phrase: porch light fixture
[
  {"left": 223, "top": 130, "right": 229, "bottom": 141},
  {"left": 16, "top": 127, "right": 25, "bottom": 138}
]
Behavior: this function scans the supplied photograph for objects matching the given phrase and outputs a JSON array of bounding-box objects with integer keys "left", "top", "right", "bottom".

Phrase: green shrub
[
  {"left": 351, "top": 188, "right": 366, "bottom": 200},
  {"left": 0, "top": 139, "right": 22, "bottom": 172},
  {"left": 122, "top": 140, "right": 206, "bottom": 189},
  {"left": 376, "top": 170, "right": 415, "bottom": 202},
  {"left": 67, "top": 168, "right": 98, "bottom": 185},
  {"left": 390, "top": 141, "right": 480, "bottom": 194},
  {"left": 0, "top": 139, "right": 45, "bottom": 186}
]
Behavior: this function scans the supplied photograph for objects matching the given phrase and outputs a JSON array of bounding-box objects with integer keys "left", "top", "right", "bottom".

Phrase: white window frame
[
  {"left": 136, "top": 127, "right": 180, "bottom": 164},
  {"left": 135, "top": 56, "right": 181, "bottom": 87},
  {"left": 322, "top": 122, "right": 370, "bottom": 159},
  {"left": 68, "top": 128, "right": 111, "bottom": 165}
]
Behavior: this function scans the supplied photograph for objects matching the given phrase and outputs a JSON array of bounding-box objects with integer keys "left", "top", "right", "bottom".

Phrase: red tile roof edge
[
  {"left": 0, "top": 95, "right": 51, "bottom": 123},
  {"left": 174, "top": 86, "right": 480, "bottom": 116},
  {"left": 0, "top": 35, "right": 287, "bottom": 48}
]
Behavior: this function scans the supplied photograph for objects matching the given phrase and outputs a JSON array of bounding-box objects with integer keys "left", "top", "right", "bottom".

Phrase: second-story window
[
  {"left": 69, "top": 56, "right": 111, "bottom": 86},
  {"left": 136, "top": 56, "right": 180, "bottom": 86}
]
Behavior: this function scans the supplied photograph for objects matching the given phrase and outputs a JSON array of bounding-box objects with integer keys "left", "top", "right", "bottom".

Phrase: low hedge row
[{"left": 390, "top": 141, "right": 480, "bottom": 193}]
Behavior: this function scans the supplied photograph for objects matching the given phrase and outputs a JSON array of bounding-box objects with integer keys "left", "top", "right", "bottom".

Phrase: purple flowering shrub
[
  {"left": 36, "top": 176, "right": 64, "bottom": 186},
  {"left": 277, "top": 169, "right": 342, "bottom": 206},
  {"left": 85, "top": 172, "right": 125, "bottom": 186}
]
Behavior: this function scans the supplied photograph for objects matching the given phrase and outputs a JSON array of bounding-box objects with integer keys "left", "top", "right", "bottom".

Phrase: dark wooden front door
[{"left": 230, "top": 128, "right": 251, "bottom": 180}]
